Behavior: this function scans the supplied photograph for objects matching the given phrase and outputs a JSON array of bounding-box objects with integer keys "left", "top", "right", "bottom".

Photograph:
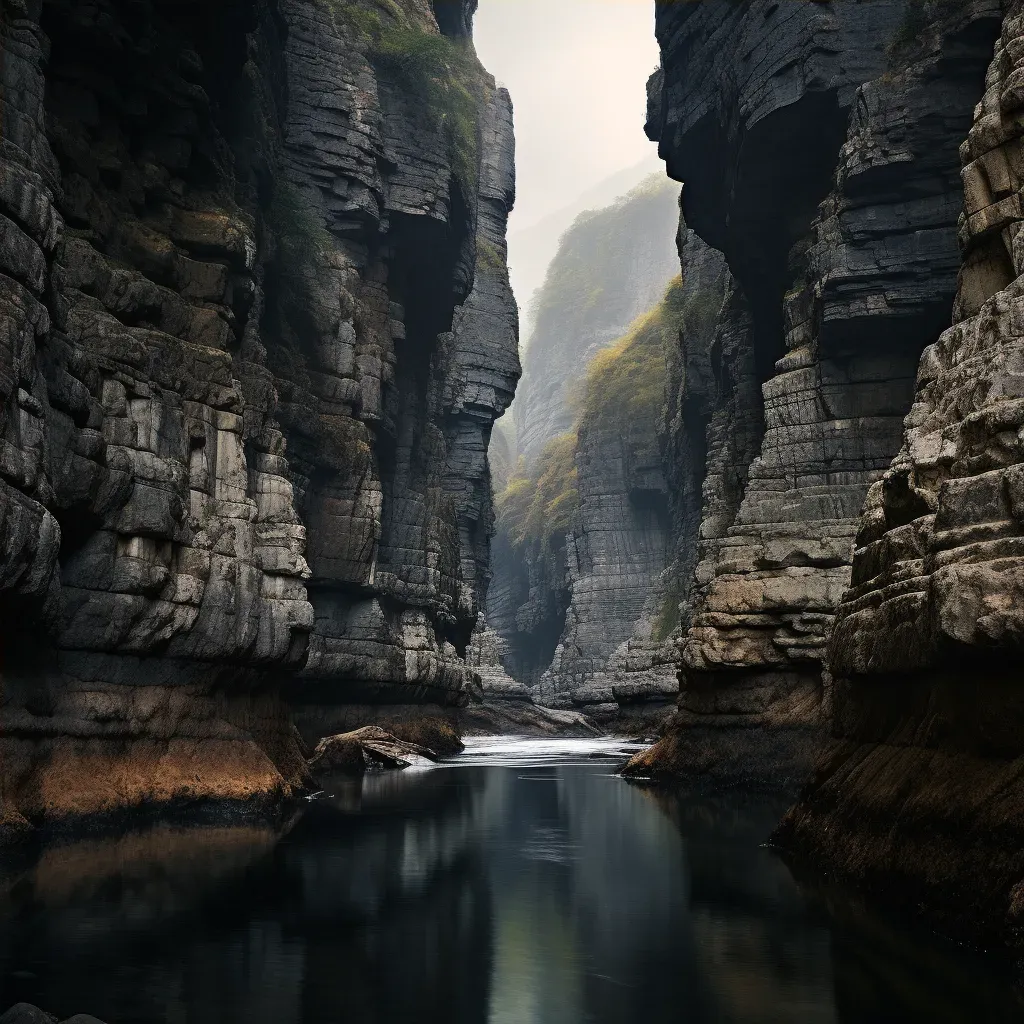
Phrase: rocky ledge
[{"left": 0, "top": 0, "right": 517, "bottom": 836}]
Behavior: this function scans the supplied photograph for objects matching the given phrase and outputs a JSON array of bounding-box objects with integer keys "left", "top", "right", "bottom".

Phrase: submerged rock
[{"left": 0, "top": 1006, "right": 105, "bottom": 1024}]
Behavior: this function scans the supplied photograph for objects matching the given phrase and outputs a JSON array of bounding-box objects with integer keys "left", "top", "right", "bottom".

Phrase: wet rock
[
  {"left": 0, "top": 1007, "right": 106, "bottom": 1024},
  {"left": 0, "top": 1007, "right": 57, "bottom": 1024},
  {"left": 309, "top": 726, "right": 439, "bottom": 776},
  {"left": 459, "top": 701, "right": 601, "bottom": 739},
  {"left": 460, "top": 618, "right": 601, "bottom": 737}
]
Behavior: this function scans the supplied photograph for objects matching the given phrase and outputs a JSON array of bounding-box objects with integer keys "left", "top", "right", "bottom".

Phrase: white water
[{"left": 445, "top": 735, "right": 645, "bottom": 768}]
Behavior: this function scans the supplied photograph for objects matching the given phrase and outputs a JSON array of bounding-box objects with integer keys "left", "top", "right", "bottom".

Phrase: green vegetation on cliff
[
  {"left": 268, "top": 181, "right": 335, "bottom": 328},
  {"left": 497, "top": 275, "right": 708, "bottom": 555},
  {"left": 496, "top": 433, "right": 580, "bottom": 552},
  {"left": 577, "top": 275, "right": 686, "bottom": 437},
  {"left": 326, "top": 0, "right": 486, "bottom": 192},
  {"left": 526, "top": 175, "right": 681, "bottom": 354}
]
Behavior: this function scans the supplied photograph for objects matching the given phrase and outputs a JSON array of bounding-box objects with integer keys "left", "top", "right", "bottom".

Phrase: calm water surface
[{"left": 0, "top": 736, "right": 1021, "bottom": 1023}]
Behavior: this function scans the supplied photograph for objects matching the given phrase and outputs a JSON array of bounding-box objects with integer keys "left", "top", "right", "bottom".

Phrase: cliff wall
[
  {"left": 780, "top": 1, "right": 1024, "bottom": 946},
  {"left": 0, "top": 0, "right": 517, "bottom": 834},
  {"left": 629, "top": 0, "right": 1002, "bottom": 783},
  {"left": 487, "top": 179, "right": 679, "bottom": 687},
  {"left": 537, "top": 246, "right": 727, "bottom": 728},
  {"left": 512, "top": 175, "right": 679, "bottom": 464}
]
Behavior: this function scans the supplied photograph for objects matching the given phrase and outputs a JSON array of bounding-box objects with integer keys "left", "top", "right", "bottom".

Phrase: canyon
[
  {"left": 7, "top": 0, "right": 1024, "bottom": 967},
  {"left": 486, "top": 0, "right": 1024, "bottom": 948}
]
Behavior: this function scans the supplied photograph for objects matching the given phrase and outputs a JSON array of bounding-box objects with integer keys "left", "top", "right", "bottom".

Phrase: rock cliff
[
  {"left": 487, "top": 179, "right": 680, "bottom": 691},
  {"left": 565, "top": 226, "right": 728, "bottom": 729},
  {"left": 0, "top": 0, "right": 517, "bottom": 835},
  {"left": 779, "top": 0, "right": 1024, "bottom": 946},
  {"left": 512, "top": 175, "right": 680, "bottom": 464},
  {"left": 537, "top": 252, "right": 727, "bottom": 728},
  {"left": 629, "top": 0, "right": 1002, "bottom": 783}
]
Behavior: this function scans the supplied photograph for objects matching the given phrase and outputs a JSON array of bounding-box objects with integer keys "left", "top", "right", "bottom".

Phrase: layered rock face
[
  {"left": 632, "top": 0, "right": 1002, "bottom": 782},
  {"left": 0, "top": 0, "right": 517, "bottom": 833},
  {"left": 488, "top": 180, "right": 679, "bottom": 687},
  {"left": 538, "top": 237, "right": 729, "bottom": 729},
  {"left": 780, "top": 3, "right": 1024, "bottom": 945}
]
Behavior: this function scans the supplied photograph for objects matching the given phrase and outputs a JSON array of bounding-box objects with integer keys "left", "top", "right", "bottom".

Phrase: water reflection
[{"left": 0, "top": 738, "right": 1020, "bottom": 1023}]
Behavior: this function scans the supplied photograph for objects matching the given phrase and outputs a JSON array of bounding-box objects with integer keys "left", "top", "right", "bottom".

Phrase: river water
[{"left": 0, "top": 736, "right": 1020, "bottom": 1023}]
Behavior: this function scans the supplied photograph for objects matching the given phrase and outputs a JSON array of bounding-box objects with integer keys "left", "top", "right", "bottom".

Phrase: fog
[{"left": 474, "top": 0, "right": 663, "bottom": 326}]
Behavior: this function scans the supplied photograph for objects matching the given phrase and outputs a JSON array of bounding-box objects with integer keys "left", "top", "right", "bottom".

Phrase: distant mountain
[
  {"left": 512, "top": 173, "right": 681, "bottom": 462},
  {"left": 508, "top": 152, "right": 666, "bottom": 338}
]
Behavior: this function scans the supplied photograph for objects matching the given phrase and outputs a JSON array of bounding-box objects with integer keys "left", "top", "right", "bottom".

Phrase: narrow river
[{"left": 0, "top": 737, "right": 1020, "bottom": 1023}]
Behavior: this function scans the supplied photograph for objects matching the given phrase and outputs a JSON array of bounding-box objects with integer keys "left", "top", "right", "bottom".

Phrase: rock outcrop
[
  {"left": 0, "top": 0, "right": 517, "bottom": 834},
  {"left": 631, "top": 0, "right": 1002, "bottom": 783},
  {"left": 779, "top": 1, "right": 1024, "bottom": 946},
  {"left": 308, "top": 725, "right": 439, "bottom": 775},
  {"left": 461, "top": 617, "right": 601, "bottom": 735}
]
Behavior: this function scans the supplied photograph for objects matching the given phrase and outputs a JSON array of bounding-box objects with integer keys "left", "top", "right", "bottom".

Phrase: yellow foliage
[
  {"left": 495, "top": 276, "right": 720, "bottom": 556},
  {"left": 576, "top": 275, "right": 686, "bottom": 434},
  {"left": 496, "top": 435, "right": 579, "bottom": 551}
]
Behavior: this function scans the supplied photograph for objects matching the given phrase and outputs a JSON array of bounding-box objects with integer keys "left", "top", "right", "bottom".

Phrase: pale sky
[{"left": 474, "top": 0, "right": 662, "bottom": 234}]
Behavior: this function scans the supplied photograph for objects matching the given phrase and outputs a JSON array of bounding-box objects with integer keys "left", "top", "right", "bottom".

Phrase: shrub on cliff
[
  {"left": 527, "top": 175, "right": 680, "bottom": 349},
  {"left": 496, "top": 276, "right": 721, "bottom": 554},
  {"left": 268, "top": 180, "right": 335, "bottom": 326}
]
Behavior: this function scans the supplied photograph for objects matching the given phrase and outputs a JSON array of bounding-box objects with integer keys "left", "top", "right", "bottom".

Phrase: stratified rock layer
[
  {"left": 632, "top": 0, "right": 1001, "bottom": 783},
  {"left": 780, "top": 3, "right": 1024, "bottom": 946},
  {"left": 539, "top": 229, "right": 728, "bottom": 730},
  {"left": 488, "top": 179, "right": 680, "bottom": 690},
  {"left": 0, "top": 0, "right": 517, "bottom": 833}
]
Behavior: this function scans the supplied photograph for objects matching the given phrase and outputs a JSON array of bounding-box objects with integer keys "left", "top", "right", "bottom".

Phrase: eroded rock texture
[
  {"left": 0, "top": 0, "right": 517, "bottom": 834},
  {"left": 780, "top": 2, "right": 1024, "bottom": 945},
  {"left": 633, "top": 0, "right": 1001, "bottom": 783}
]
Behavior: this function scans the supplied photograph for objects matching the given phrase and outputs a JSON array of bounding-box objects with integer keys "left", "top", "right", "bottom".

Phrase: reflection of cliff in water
[
  {"left": 0, "top": 770, "right": 494, "bottom": 1024},
  {"left": 0, "top": 759, "right": 1022, "bottom": 1023}
]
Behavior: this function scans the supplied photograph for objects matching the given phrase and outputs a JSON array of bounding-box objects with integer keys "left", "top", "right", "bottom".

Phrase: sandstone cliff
[
  {"left": 779, "top": 0, "right": 1024, "bottom": 946},
  {"left": 0, "top": 0, "right": 517, "bottom": 835},
  {"left": 628, "top": 0, "right": 1002, "bottom": 784}
]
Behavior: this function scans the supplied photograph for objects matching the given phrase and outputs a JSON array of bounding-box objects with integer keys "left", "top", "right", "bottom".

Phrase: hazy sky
[{"left": 474, "top": 0, "right": 661, "bottom": 233}]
